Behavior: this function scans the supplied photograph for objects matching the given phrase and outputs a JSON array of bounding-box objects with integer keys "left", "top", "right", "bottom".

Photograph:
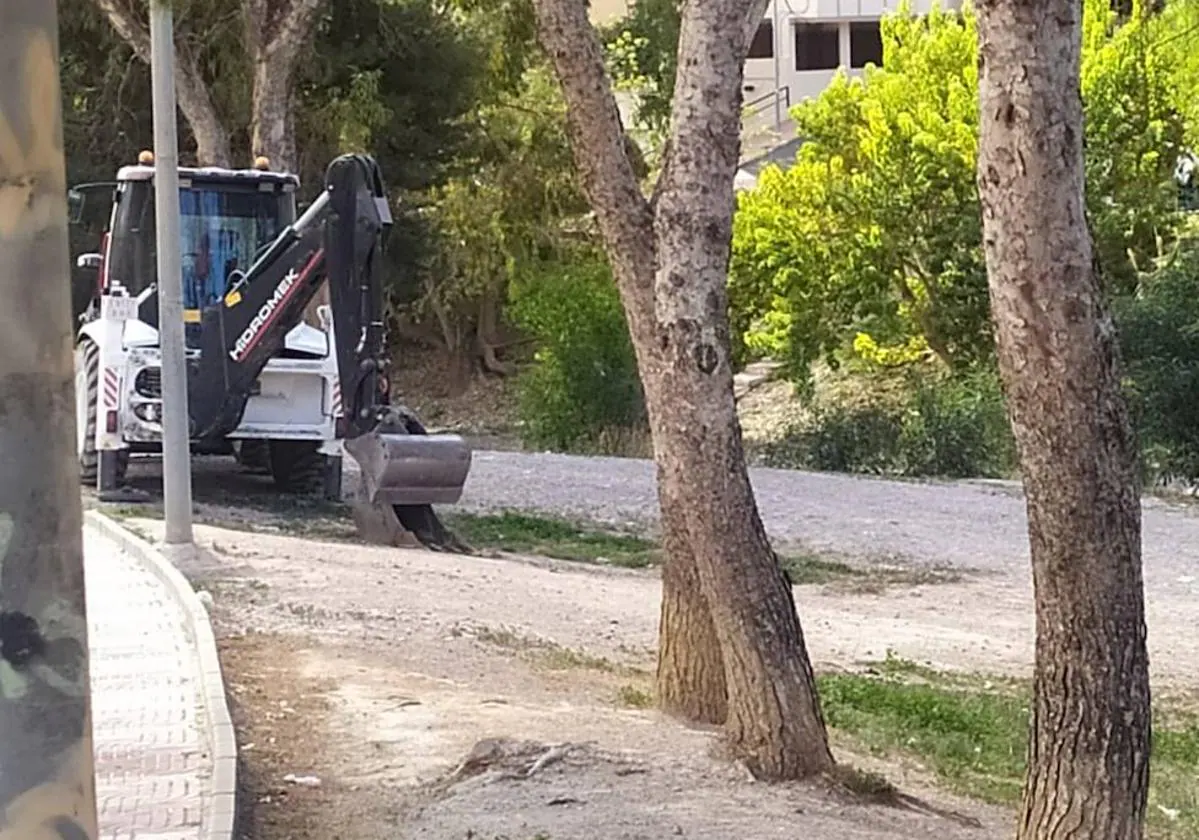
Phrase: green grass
[
  {"left": 819, "top": 655, "right": 1199, "bottom": 838},
  {"left": 444, "top": 511, "right": 949, "bottom": 588},
  {"left": 444, "top": 512, "right": 661, "bottom": 569},
  {"left": 100, "top": 490, "right": 946, "bottom": 587},
  {"left": 615, "top": 684, "right": 655, "bottom": 709},
  {"left": 781, "top": 552, "right": 866, "bottom": 585}
]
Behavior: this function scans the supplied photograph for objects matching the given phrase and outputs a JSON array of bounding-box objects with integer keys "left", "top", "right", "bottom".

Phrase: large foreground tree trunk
[
  {"left": 975, "top": 0, "right": 1152, "bottom": 836},
  {"left": 90, "top": 0, "right": 232, "bottom": 166},
  {"left": 534, "top": 0, "right": 834, "bottom": 778}
]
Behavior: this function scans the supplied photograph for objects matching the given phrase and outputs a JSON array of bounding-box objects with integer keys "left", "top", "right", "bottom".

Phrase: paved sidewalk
[{"left": 85, "top": 526, "right": 212, "bottom": 839}]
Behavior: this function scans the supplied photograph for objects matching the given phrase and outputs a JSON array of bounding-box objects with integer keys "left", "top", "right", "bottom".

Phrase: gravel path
[{"left": 458, "top": 450, "right": 1199, "bottom": 599}]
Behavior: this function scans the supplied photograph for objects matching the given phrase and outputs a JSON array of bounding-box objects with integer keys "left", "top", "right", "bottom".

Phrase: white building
[
  {"left": 589, "top": 0, "right": 631, "bottom": 24},
  {"left": 744, "top": 0, "right": 962, "bottom": 129},
  {"left": 590, "top": 0, "right": 964, "bottom": 174}
]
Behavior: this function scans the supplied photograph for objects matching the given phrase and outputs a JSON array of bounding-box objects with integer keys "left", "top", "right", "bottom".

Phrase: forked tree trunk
[
  {"left": 244, "top": 0, "right": 327, "bottom": 175},
  {"left": 975, "top": 0, "right": 1151, "bottom": 835},
  {"left": 533, "top": 0, "right": 833, "bottom": 778},
  {"left": 90, "top": 0, "right": 233, "bottom": 166},
  {"left": 243, "top": 0, "right": 328, "bottom": 326}
]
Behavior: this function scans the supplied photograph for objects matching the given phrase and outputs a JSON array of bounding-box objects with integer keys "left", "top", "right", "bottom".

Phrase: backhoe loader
[{"left": 70, "top": 152, "right": 471, "bottom": 550}]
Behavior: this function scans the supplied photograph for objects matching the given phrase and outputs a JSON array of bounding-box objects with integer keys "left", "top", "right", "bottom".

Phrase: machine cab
[{"left": 75, "top": 153, "right": 300, "bottom": 345}]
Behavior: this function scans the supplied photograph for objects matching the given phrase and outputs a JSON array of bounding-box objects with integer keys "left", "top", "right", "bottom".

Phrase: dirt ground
[{"left": 111, "top": 511, "right": 1182, "bottom": 840}]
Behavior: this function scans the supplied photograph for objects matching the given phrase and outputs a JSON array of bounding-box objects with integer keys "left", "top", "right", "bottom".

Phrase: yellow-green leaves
[{"left": 730, "top": 0, "right": 1185, "bottom": 384}]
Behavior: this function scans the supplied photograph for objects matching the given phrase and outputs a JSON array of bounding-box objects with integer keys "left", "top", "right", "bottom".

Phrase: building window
[
  {"left": 794, "top": 22, "right": 840, "bottom": 71},
  {"left": 748, "top": 21, "right": 774, "bottom": 59},
  {"left": 850, "top": 21, "right": 884, "bottom": 68}
]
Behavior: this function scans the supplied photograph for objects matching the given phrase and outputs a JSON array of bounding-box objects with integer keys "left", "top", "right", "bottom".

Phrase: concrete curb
[{"left": 84, "top": 511, "right": 237, "bottom": 840}]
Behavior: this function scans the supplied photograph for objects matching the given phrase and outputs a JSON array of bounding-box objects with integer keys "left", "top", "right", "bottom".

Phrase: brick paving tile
[{"left": 85, "top": 527, "right": 212, "bottom": 839}]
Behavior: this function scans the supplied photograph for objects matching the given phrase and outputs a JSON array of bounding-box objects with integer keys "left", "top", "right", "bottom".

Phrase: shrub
[
  {"left": 1115, "top": 232, "right": 1199, "bottom": 484},
  {"left": 756, "top": 366, "right": 1016, "bottom": 479},
  {"left": 508, "top": 256, "right": 648, "bottom": 453},
  {"left": 899, "top": 369, "right": 1016, "bottom": 478}
]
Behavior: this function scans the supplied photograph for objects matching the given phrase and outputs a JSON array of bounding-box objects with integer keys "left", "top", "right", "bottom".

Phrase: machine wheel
[
  {"left": 75, "top": 339, "right": 128, "bottom": 486},
  {"left": 322, "top": 455, "right": 343, "bottom": 502},
  {"left": 234, "top": 440, "right": 271, "bottom": 475},
  {"left": 268, "top": 440, "right": 326, "bottom": 495}
]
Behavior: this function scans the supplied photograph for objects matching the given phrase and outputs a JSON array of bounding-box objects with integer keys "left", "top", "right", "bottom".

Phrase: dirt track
[
  {"left": 143, "top": 519, "right": 1018, "bottom": 840},
  {"left": 460, "top": 450, "right": 1199, "bottom": 583},
  {"left": 457, "top": 452, "right": 1199, "bottom": 669},
  {"left": 117, "top": 449, "right": 1199, "bottom": 685},
  {"left": 109, "top": 451, "right": 1199, "bottom": 839}
]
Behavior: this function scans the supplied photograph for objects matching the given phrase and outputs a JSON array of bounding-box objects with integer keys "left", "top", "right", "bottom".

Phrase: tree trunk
[
  {"left": 244, "top": 0, "right": 327, "bottom": 175},
  {"left": 655, "top": 473, "right": 727, "bottom": 725},
  {"left": 243, "top": 0, "right": 327, "bottom": 325},
  {"left": 975, "top": 0, "right": 1151, "bottom": 836},
  {"left": 476, "top": 291, "right": 517, "bottom": 377},
  {"left": 533, "top": 0, "right": 834, "bottom": 779},
  {"left": 250, "top": 52, "right": 297, "bottom": 173},
  {"left": 176, "top": 47, "right": 234, "bottom": 167},
  {"left": 90, "top": 0, "right": 232, "bottom": 166}
]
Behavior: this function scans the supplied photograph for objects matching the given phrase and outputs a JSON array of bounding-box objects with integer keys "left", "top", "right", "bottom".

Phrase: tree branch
[
  {"left": 651, "top": 0, "right": 758, "bottom": 329},
  {"left": 89, "top": 0, "right": 232, "bottom": 165},
  {"left": 532, "top": 0, "right": 655, "bottom": 294},
  {"left": 91, "top": 0, "right": 150, "bottom": 60},
  {"left": 651, "top": 0, "right": 770, "bottom": 212},
  {"left": 249, "top": 0, "right": 327, "bottom": 56},
  {"left": 742, "top": 0, "right": 772, "bottom": 55}
]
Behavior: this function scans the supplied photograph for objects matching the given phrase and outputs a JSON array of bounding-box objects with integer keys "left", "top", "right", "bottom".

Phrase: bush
[
  {"left": 729, "top": 0, "right": 1183, "bottom": 383},
  {"left": 509, "top": 257, "right": 648, "bottom": 453},
  {"left": 757, "top": 367, "right": 1016, "bottom": 479},
  {"left": 899, "top": 370, "right": 1016, "bottom": 478},
  {"left": 1115, "top": 232, "right": 1199, "bottom": 484}
]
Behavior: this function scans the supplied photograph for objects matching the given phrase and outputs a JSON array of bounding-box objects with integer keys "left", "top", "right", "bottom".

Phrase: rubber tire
[
  {"left": 268, "top": 440, "right": 326, "bottom": 495},
  {"left": 235, "top": 439, "right": 272, "bottom": 475},
  {"left": 76, "top": 339, "right": 128, "bottom": 486}
]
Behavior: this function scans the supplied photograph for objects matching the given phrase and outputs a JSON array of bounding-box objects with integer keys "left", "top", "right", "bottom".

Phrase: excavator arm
[
  {"left": 187, "top": 154, "right": 472, "bottom": 551},
  {"left": 188, "top": 155, "right": 387, "bottom": 440}
]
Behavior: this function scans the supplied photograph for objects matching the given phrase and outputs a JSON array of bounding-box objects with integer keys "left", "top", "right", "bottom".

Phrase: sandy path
[
  {"left": 138, "top": 513, "right": 1194, "bottom": 840},
  {"left": 143, "top": 518, "right": 1199, "bottom": 689}
]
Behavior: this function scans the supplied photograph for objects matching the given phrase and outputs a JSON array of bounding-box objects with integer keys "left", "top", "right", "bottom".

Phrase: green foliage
[
  {"left": 413, "top": 64, "right": 589, "bottom": 355},
  {"left": 297, "top": 0, "right": 483, "bottom": 195},
  {"left": 1151, "top": 0, "right": 1199, "bottom": 150},
  {"left": 59, "top": 0, "right": 483, "bottom": 194},
  {"left": 600, "top": 0, "right": 681, "bottom": 136},
  {"left": 509, "top": 257, "right": 648, "bottom": 453},
  {"left": 731, "top": 5, "right": 988, "bottom": 379},
  {"left": 1082, "top": 0, "right": 1185, "bottom": 291},
  {"left": 1115, "top": 229, "right": 1199, "bottom": 484},
  {"left": 59, "top": 0, "right": 152, "bottom": 182},
  {"left": 756, "top": 366, "right": 1016, "bottom": 479},
  {"left": 730, "top": 0, "right": 1184, "bottom": 383},
  {"left": 296, "top": 0, "right": 489, "bottom": 311},
  {"left": 446, "top": 0, "right": 541, "bottom": 100}
]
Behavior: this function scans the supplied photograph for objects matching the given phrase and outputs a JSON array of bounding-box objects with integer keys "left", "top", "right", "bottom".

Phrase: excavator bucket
[
  {"left": 343, "top": 430, "right": 474, "bottom": 553},
  {"left": 343, "top": 430, "right": 472, "bottom": 506}
]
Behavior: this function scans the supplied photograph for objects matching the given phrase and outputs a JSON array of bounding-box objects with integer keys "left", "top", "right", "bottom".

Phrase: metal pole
[
  {"left": 0, "top": 2, "right": 100, "bottom": 838},
  {"left": 772, "top": 0, "right": 782, "bottom": 128},
  {"left": 150, "top": 1, "right": 194, "bottom": 546}
]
